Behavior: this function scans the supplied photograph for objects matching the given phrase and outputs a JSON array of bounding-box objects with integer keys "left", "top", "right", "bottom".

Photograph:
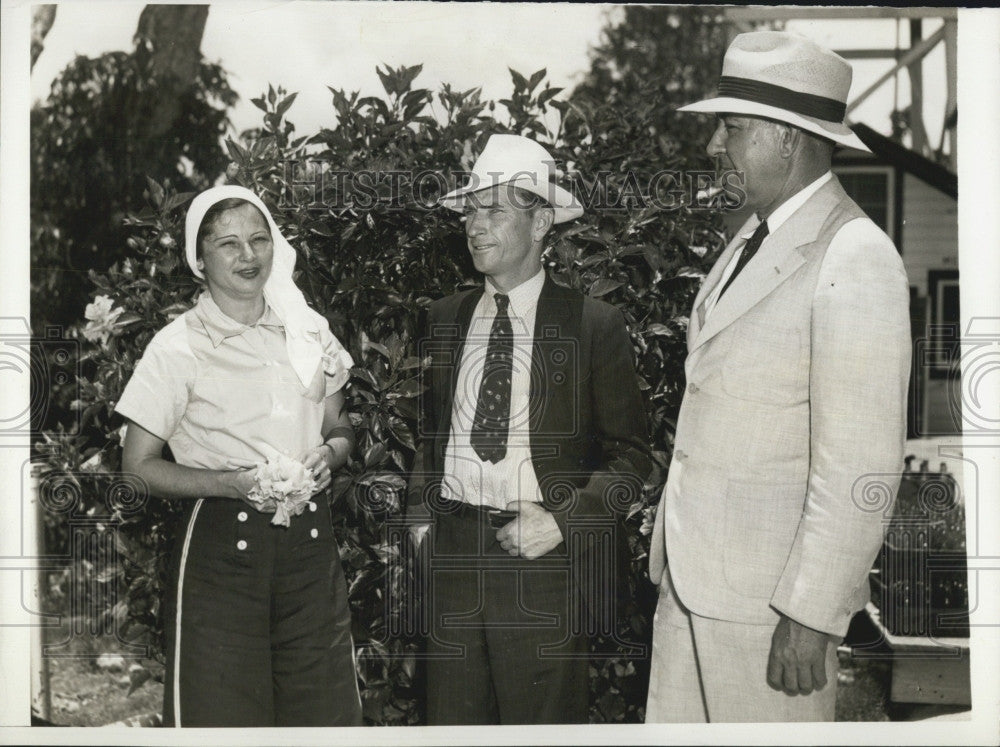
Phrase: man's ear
[
  {"left": 778, "top": 124, "right": 801, "bottom": 159},
  {"left": 533, "top": 206, "right": 555, "bottom": 241}
]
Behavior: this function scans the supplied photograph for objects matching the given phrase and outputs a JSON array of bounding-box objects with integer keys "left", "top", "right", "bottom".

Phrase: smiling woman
[
  {"left": 114, "top": 186, "right": 362, "bottom": 726},
  {"left": 195, "top": 200, "right": 275, "bottom": 323}
]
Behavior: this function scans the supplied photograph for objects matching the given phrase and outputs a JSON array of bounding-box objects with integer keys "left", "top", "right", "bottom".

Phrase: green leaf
[
  {"left": 164, "top": 191, "right": 196, "bottom": 212},
  {"left": 376, "top": 65, "right": 396, "bottom": 96},
  {"left": 399, "top": 64, "right": 424, "bottom": 91},
  {"left": 509, "top": 68, "right": 529, "bottom": 92},
  {"left": 588, "top": 278, "right": 624, "bottom": 297},
  {"left": 275, "top": 91, "right": 299, "bottom": 118},
  {"left": 528, "top": 68, "right": 547, "bottom": 92},
  {"left": 144, "top": 177, "right": 165, "bottom": 209},
  {"left": 537, "top": 87, "right": 563, "bottom": 107},
  {"left": 364, "top": 441, "right": 387, "bottom": 468},
  {"left": 644, "top": 323, "right": 673, "bottom": 338}
]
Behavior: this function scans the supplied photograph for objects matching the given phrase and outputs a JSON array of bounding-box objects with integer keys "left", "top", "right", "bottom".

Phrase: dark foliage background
[{"left": 32, "top": 6, "right": 735, "bottom": 724}]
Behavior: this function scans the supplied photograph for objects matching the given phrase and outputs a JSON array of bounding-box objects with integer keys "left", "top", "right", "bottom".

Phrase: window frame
[{"left": 832, "top": 165, "right": 897, "bottom": 244}]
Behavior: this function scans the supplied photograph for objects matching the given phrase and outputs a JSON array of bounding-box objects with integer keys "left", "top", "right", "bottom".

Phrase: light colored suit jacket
[{"left": 649, "top": 176, "right": 911, "bottom": 637}]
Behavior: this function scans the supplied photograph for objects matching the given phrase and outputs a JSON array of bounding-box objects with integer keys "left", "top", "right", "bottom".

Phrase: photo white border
[{"left": 2, "top": 3, "right": 998, "bottom": 744}]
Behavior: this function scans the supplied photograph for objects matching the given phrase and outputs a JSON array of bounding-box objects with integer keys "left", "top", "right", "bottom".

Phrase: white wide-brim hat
[
  {"left": 440, "top": 134, "right": 584, "bottom": 223},
  {"left": 679, "top": 30, "right": 870, "bottom": 153}
]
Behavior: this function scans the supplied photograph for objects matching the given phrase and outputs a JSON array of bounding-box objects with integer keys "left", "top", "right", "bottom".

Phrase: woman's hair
[{"left": 195, "top": 198, "right": 270, "bottom": 257}]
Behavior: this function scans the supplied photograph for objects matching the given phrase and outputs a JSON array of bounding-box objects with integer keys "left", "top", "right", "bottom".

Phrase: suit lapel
[
  {"left": 689, "top": 178, "right": 845, "bottom": 355},
  {"left": 687, "top": 215, "right": 758, "bottom": 352}
]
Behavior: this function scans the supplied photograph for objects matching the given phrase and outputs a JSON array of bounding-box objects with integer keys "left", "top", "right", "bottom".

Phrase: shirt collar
[
  {"left": 744, "top": 171, "right": 833, "bottom": 239},
  {"left": 194, "top": 292, "right": 284, "bottom": 348},
  {"left": 484, "top": 268, "right": 545, "bottom": 318}
]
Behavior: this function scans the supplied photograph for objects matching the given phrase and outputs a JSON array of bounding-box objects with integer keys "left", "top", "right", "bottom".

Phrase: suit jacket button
[
  {"left": 309, "top": 502, "right": 317, "bottom": 512},
  {"left": 310, "top": 528, "right": 319, "bottom": 539},
  {"left": 237, "top": 511, "right": 248, "bottom": 522},
  {"left": 236, "top": 540, "right": 248, "bottom": 551}
]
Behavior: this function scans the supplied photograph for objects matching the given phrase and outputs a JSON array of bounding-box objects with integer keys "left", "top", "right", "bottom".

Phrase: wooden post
[
  {"left": 846, "top": 26, "right": 945, "bottom": 116},
  {"left": 942, "top": 19, "right": 958, "bottom": 172},
  {"left": 908, "top": 19, "right": 928, "bottom": 156}
]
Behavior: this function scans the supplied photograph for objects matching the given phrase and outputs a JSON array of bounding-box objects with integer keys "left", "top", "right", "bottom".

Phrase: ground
[{"left": 39, "top": 636, "right": 896, "bottom": 726}]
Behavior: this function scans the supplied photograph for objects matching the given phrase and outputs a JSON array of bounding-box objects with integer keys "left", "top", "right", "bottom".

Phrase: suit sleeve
[
  {"left": 553, "top": 304, "right": 652, "bottom": 539},
  {"left": 770, "top": 218, "right": 911, "bottom": 636}
]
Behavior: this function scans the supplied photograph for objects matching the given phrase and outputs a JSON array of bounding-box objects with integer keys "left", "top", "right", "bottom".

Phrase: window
[
  {"left": 928, "top": 269, "right": 961, "bottom": 377},
  {"left": 834, "top": 166, "right": 895, "bottom": 241}
]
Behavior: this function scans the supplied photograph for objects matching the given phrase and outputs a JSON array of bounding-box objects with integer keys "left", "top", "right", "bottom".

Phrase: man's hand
[
  {"left": 495, "top": 501, "right": 563, "bottom": 559},
  {"left": 766, "top": 614, "right": 833, "bottom": 695}
]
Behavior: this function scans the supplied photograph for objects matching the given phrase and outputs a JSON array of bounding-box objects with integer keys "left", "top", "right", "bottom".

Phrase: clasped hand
[
  {"left": 230, "top": 446, "right": 333, "bottom": 504},
  {"left": 299, "top": 445, "right": 333, "bottom": 493},
  {"left": 495, "top": 501, "right": 563, "bottom": 559}
]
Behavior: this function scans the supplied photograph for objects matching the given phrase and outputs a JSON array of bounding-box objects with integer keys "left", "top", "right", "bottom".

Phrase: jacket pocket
[{"left": 722, "top": 479, "right": 804, "bottom": 599}]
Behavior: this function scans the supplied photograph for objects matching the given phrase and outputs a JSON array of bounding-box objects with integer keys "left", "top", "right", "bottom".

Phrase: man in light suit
[
  {"left": 408, "top": 135, "right": 650, "bottom": 724},
  {"left": 646, "top": 31, "right": 911, "bottom": 722}
]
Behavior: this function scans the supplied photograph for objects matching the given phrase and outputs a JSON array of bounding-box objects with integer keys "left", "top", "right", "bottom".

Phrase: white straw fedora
[
  {"left": 679, "top": 31, "right": 870, "bottom": 152},
  {"left": 440, "top": 134, "right": 584, "bottom": 223}
]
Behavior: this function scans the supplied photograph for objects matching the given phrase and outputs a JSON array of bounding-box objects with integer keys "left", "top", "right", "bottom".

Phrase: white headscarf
[{"left": 184, "top": 185, "right": 326, "bottom": 388}]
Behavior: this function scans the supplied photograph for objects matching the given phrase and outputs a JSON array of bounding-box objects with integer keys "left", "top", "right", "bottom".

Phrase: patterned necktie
[
  {"left": 718, "top": 219, "right": 769, "bottom": 298},
  {"left": 470, "top": 293, "right": 513, "bottom": 463}
]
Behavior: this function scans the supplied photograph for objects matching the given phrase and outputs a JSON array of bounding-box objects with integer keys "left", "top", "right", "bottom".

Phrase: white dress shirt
[
  {"left": 442, "top": 269, "right": 546, "bottom": 509},
  {"left": 703, "top": 171, "right": 833, "bottom": 319}
]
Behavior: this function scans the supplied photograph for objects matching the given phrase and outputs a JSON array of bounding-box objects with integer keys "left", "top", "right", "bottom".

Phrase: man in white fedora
[
  {"left": 407, "top": 134, "right": 650, "bottom": 723},
  {"left": 646, "top": 31, "right": 911, "bottom": 721}
]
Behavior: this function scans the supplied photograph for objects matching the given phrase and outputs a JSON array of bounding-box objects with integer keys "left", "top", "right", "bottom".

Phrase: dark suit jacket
[{"left": 408, "top": 274, "right": 651, "bottom": 586}]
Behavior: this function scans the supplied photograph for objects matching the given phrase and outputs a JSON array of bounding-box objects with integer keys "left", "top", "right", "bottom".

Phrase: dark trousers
[
  {"left": 424, "top": 509, "right": 590, "bottom": 725},
  {"left": 162, "top": 497, "right": 362, "bottom": 727}
]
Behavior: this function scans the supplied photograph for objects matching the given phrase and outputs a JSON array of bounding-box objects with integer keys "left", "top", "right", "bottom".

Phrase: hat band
[{"left": 718, "top": 76, "right": 846, "bottom": 123}]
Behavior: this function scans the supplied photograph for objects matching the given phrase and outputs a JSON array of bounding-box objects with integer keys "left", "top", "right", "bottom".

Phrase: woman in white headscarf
[{"left": 117, "top": 186, "right": 362, "bottom": 726}]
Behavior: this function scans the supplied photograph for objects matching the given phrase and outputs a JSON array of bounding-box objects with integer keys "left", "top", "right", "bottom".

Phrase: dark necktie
[
  {"left": 470, "top": 293, "right": 513, "bottom": 463},
  {"left": 718, "top": 219, "right": 769, "bottom": 298}
]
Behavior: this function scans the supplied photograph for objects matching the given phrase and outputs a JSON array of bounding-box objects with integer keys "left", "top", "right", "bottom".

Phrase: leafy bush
[{"left": 37, "top": 6, "right": 733, "bottom": 724}]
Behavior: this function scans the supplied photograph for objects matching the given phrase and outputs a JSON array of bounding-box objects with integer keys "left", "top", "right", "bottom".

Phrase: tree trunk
[
  {"left": 131, "top": 4, "right": 210, "bottom": 140},
  {"left": 30, "top": 5, "right": 57, "bottom": 70}
]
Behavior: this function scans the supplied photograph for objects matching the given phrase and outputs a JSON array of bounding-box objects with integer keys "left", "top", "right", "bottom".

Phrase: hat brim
[
  {"left": 679, "top": 96, "right": 870, "bottom": 153},
  {"left": 440, "top": 176, "right": 584, "bottom": 224}
]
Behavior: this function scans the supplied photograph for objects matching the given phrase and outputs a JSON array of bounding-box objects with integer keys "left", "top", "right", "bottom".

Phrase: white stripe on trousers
[{"left": 172, "top": 498, "right": 203, "bottom": 727}]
